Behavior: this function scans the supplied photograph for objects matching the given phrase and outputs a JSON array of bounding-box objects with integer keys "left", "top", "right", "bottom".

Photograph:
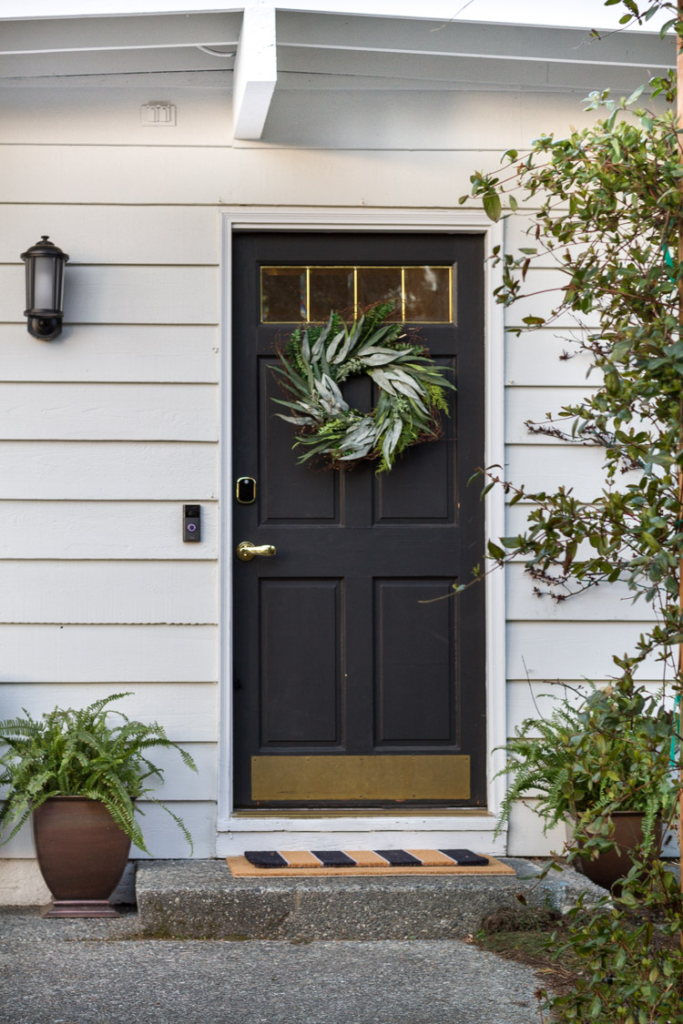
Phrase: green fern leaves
[{"left": 0, "top": 693, "right": 198, "bottom": 855}]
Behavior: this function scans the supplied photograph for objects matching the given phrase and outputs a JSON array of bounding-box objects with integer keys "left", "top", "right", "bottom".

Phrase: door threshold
[{"left": 231, "top": 807, "right": 492, "bottom": 819}]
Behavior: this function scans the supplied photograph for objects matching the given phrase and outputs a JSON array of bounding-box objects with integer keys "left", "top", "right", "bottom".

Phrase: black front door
[{"left": 232, "top": 232, "right": 486, "bottom": 809}]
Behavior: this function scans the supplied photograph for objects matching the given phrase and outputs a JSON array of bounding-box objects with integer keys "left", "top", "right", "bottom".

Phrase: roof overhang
[{"left": 0, "top": 1, "right": 674, "bottom": 140}]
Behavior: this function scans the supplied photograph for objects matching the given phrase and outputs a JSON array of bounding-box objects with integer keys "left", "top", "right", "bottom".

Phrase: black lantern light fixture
[{"left": 20, "top": 236, "right": 69, "bottom": 341}]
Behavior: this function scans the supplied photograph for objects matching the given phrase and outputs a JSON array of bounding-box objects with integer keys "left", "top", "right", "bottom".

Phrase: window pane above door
[{"left": 260, "top": 265, "right": 454, "bottom": 323}]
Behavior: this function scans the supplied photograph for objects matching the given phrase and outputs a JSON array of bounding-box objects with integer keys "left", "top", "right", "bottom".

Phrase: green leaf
[
  {"left": 625, "top": 84, "right": 645, "bottom": 106},
  {"left": 487, "top": 541, "right": 506, "bottom": 560},
  {"left": 482, "top": 192, "right": 502, "bottom": 222}
]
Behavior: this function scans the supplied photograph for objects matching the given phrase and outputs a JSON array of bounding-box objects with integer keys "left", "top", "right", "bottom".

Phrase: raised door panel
[{"left": 260, "top": 579, "right": 341, "bottom": 746}]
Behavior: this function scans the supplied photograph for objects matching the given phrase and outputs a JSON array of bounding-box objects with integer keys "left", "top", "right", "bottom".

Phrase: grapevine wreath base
[{"left": 272, "top": 304, "right": 455, "bottom": 473}]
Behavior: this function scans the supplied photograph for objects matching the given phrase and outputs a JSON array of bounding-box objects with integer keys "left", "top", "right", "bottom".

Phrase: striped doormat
[{"left": 227, "top": 849, "right": 515, "bottom": 877}]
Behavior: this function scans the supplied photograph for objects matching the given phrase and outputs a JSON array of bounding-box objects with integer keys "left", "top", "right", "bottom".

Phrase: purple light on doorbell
[{"left": 187, "top": 523, "right": 197, "bottom": 533}]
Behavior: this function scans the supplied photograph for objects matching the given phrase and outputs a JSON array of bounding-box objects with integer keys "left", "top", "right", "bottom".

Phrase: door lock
[
  {"left": 236, "top": 540, "right": 276, "bottom": 562},
  {"left": 236, "top": 477, "right": 257, "bottom": 504}
]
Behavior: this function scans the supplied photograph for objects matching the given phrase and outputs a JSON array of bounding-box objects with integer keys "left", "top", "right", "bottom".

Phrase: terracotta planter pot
[
  {"left": 33, "top": 796, "right": 131, "bottom": 918},
  {"left": 568, "top": 811, "right": 661, "bottom": 892}
]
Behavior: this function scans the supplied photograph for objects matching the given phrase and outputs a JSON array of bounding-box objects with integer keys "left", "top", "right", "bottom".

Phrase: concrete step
[{"left": 135, "top": 858, "right": 603, "bottom": 941}]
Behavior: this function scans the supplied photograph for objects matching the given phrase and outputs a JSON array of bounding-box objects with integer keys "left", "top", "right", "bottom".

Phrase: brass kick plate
[{"left": 251, "top": 755, "right": 470, "bottom": 802}]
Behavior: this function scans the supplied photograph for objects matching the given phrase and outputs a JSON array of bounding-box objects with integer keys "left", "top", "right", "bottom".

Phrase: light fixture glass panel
[
  {"left": 261, "top": 267, "right": 306, "bottom": 322},
  {"left": 33, "top": 257, "right": 56, "bottom": 310},
  {"left": 309, "top": 268, "right": 354, "bottom": 321},
  {"left": 404, "top": 266, "right": 451, "bottom": 322},
  {"left": 356, "top": 267, "right": 402, "bottom": 318}
]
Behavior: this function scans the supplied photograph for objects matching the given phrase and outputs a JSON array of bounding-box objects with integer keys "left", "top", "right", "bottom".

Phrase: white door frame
[{"left": 216, "top": 207, "right": 506, "bottom": 856}]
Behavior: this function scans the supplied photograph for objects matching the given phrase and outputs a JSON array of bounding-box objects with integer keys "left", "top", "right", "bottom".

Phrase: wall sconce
[{"left": 20, "top": 236, "right": 69, "bottom": 341}]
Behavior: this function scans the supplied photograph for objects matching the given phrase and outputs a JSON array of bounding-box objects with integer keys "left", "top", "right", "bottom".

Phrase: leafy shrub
[{"left": 0, "top": 693, "right": 197, "bottom": 854}]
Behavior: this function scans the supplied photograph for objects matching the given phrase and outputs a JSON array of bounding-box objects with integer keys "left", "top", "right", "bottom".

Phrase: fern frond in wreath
[{"left": 271, "top": 302, "right": 455, "bottom": 472}]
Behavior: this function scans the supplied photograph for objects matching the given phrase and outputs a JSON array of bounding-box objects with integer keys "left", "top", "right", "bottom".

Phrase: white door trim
[{"left": 217, "top": 207, "right": 506, "bottom": 854}]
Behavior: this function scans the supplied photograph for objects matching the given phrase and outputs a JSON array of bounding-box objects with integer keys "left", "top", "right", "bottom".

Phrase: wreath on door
[{"left": 271, "top": 303, "right": 455, "bottom": 473}]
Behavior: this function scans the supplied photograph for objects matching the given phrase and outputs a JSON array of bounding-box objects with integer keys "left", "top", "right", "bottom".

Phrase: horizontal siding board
[
  {"left": 506, "top": 269, "right": 599, "bottom": 328},
  {"left": 0, "top": 266, "right": 218, "bottom": 326},
  {"left": 0, "top": 88, "right": 596, "bottom": 151},
  {"left": 506, "top": 333, "right": 597, "bottom": 387},
  {"left": 505, "top": 215, "right": 590, "bottom": 268},
  {"left": 0, "top": 501, "right": 217, "bottom": 559},
  {"left": 0, "top": 84, "right": 234, "bottom": 147},
  {"left": 506, "top": 563, "right": 654, "bottom": 623},
  {"left": 260, "top": 88, "right": 601, "bottom": 152},
  {"left": 0, "top": 683, "right": 217, "bottom": 740},
  {"left": 2, "top": 801, "right": 216, "bottom": 859},
  {"left": 0, "top": 325, "right": 219, "bottom": 383},
  {"left": 506, "top": 386, "right": 597, "bottom": 444},
  {"left": 0, "top": 206, "right": 220, "bottom": 265},
  {"left": 0, "top": 146, "right": 525, "bottom": 205},
  {"left": 506, "top": 501, "right": 538, "bottom": 538},
  {"left": 0, "top": 442, "right": 217, "bottom": 499},
  {"left": 131, "top": 802, "right": 216, "bottom": 859},
  {"left": 143, "top": 743, "right": 218, "bottom": 801},
  {"left": 508, "top": 620, "right": 660, "bottom": 681},
  {"left": 0, "top": 624, "right": 217, "bottom": 682},
  {"left": 507, "top": 679, "right": 590, "bottom": 735},
  {"left": 506, "top": 444, "right": 637, "bottom": 498},
  {"left": 0, "top": 383, "right": 218, "bottom": 441},
  {"left": 504, "top": 212, "right": 542, "bottom": 258},
  {"left": 507, "top": 800, "right": 566, "bottom": 857},
  {"left": 0, "top": 561, "right": 217, "bottom": 624}
]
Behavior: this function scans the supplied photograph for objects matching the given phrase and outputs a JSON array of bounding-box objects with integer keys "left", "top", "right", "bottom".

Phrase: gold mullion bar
[
  {"left": 353, "top": 267, "right": 358, "bottom": 317},
  {"left": 450, "top": 264, "right": 455, "bottom": 324},
  {"left": 401, "top": 267, "right": 406, "bottom": 320},
  {"left": 305, "top": 267, "right": 310, "bottom": 321}
]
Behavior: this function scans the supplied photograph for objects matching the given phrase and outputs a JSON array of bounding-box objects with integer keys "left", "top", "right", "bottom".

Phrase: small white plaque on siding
[{"left": 141, "top": 102, "right": 176, "bottom": 127}]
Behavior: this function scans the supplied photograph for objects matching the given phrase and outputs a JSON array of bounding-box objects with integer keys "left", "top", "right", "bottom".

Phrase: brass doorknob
[{"left": 236, "top": 540, "right": 277, "bottom": 562}]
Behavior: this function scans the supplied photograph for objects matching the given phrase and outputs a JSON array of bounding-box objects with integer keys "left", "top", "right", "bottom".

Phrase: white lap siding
[{"left": 0, "top": 80, "right": 621, "bottom": 879}]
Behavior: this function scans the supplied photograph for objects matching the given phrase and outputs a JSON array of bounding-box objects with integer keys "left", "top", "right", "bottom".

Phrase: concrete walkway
[{"left": 0, "top": 909, "right": 543, "bottom": 1024}]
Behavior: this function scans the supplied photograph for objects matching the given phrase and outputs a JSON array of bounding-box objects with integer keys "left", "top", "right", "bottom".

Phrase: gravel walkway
[{"left": 0, "top": 909, "right": 542, "bottom": 1024}]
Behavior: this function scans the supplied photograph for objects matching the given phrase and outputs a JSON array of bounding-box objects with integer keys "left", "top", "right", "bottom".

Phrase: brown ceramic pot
[
  {"left": 570, "top": 811, "right": 661, "bottom": 892},
  {"left": 33, "top": 796, "right": 131, "bottom": 917}
]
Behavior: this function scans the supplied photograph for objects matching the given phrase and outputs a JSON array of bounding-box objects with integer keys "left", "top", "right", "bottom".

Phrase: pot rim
[{"left": 34, "top": 795, "right": 137, "bottom": 807}]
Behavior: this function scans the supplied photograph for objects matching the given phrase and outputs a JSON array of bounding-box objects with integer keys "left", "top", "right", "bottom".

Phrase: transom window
[{"left": 260, "top": 265, "right": 455, "bottom": 323}]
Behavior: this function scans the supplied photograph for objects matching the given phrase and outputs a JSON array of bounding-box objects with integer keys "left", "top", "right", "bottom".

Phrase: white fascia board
[
  {"left": 0, "top": 0, "right": 670, "bottom": 34},
  {"left": 233, "top": 0, "right": 277, "bottom": 140}
]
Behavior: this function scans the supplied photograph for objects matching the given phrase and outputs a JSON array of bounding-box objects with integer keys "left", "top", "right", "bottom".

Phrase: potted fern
[
  {"left": 496, "top": 671, "right": 677, "bottom": 889},
  {"left": 0, "top": 692, "right": 197, "bottom": 917}
]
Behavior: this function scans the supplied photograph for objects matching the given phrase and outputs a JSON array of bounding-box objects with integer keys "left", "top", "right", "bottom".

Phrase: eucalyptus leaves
[{"left": 272, "top": 303, "right": 453, "bottom": 472}]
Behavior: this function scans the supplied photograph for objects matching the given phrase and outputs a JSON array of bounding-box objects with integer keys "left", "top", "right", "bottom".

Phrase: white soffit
[
  {"left": 0, "top": 1, "right": 673, "bottom": 130},
  {"left": 276, "top": 13, "right": 674, "bottom": 70}
]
